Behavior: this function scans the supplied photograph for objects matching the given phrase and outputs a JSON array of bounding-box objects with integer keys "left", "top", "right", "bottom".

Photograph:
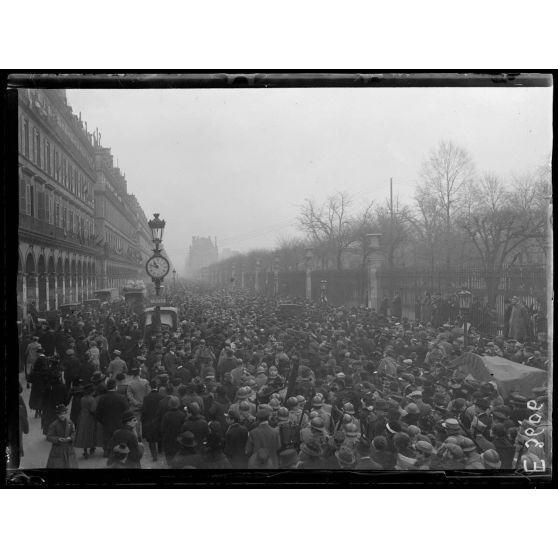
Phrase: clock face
[{"left": 146, "top": 255, "right": 170, "bottom": 279}]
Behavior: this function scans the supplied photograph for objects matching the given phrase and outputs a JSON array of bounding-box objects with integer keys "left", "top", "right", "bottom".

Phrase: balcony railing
[{"left": 19, "top": 213, "right": 102, "bottom": 252}]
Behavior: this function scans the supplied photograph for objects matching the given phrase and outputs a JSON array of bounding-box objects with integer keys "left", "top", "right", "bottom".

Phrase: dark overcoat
[
  {"left": 95, "top": 391, "right": 129, "bottom": 441},
  {"left": 74, "top": 395, "right": 98, "bottom": 449},
  {"left": 46, "top": 417, "right": 78, "bottom": 468},
  {"left": 141, "top": 390, "right": 164, "bottom": 443}
]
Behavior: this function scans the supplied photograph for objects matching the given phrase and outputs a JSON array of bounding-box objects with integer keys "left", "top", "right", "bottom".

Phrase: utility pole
[{"left": 390, "top": 177, "right": 394, "bottom": 224}]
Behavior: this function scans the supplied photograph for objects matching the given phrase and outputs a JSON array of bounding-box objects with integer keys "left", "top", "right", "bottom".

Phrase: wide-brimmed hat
[
  {"left": 121, "top": 410, "right": 136, "bottom": 423},
  {"left": 113, "top": 443, "right": 130, "bottom": 456},
  {"left": 335, "top": 447, "right": 356, "bottom": 466},
  {"left": 415, "top": 440, "right": 433, "bottom": 456},
  {"left": 236, "top": 387, "right": 250, "bottom": 400},
  {"left": 278, "top": 448, "right": 299, "bottom": 468},
  {"left": 256, "top": 405, "right": 272, "bottom": 420},
  {"left": 482, "top": 449, "right": 502, "bottom": 469},
  {"left": 168, "top": 396, "right": 180, "bottom": 409},
  {"left": 91, "top": 371, "right": 106, "bottom": 384},
  {"left": 177, "top": 431, "right": 197, "bottom": 448},
  {"left": 300, "top": 439, "right": 323, "bottom": 457},
  {"left": 55, "top": 404, "right": 68, "bottom": 414},
  {"left": 442, "top": 418, "right": 461, "bottom": 432}
]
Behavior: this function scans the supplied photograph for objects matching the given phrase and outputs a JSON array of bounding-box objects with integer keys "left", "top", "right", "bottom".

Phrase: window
[
  {"left": 54, "top": 151, "right": 59, "bottom": 181},
  {"left": 45, "top": 140, "right": 51, "bottom": 175},
  {"left": 48, "top": 193, "right": 54, "bottom": 224},
  {"left": 34, "top": 128, "right": 41, "bottom": 166},
  {"left": 62, "top": 206, "right": 67, "bottom": 230},
  {"left": 69, "top": 210, "right": 74, "bottom": 233},
  {"left": 37, "top": 186, "right": 45, "bottom": 221},
  {"left": 23, "top": 119, "right": 29, "bottom": 157},
  {"left": 26, "top": 184, "right": 35, "bottom": 217},
  {"left": 74, "top": 169, "right": 78, "bottom": 194},
  {"left": 55, "top": 198, "right": 60, "bottom": 227},
  {"left": 19, "top": 178, "right": 26, "bottom": 213},
  {"left": 62, "top": 159, "right": 67, "bottom": 187}
]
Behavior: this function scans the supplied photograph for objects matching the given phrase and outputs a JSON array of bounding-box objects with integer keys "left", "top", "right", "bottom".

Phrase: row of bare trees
[{"left": 207, "top": 141, "right": 550, "bottom": 305}]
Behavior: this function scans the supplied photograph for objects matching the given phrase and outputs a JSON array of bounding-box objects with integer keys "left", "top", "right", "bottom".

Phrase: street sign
[{"left": 149, "top": 297, "right": 167, "bottom": 305}]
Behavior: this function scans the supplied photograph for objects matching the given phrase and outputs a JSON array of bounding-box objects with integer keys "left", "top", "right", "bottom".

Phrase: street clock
[{"left": 146, "top": 255, "right": 170, "bottom": 279}]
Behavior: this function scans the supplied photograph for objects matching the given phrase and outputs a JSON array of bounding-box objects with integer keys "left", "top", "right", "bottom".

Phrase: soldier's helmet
[
  {"left": 312, "top": 395, "right": 323, "bottom": 407},
  {"left": 287, "top": 396, "right": 298, "bottom": 409},
  {"left": 343, "top": 402, "right": 355, "bottom": 415},
  {"left": 310, "top": 417, "right": 326, "bottom": 431}
]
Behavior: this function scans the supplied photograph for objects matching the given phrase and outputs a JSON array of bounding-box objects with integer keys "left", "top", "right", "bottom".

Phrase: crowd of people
[
  {"left": 18, "top": 283, "right": 550, "bottom": 471},
  {"left": 379, "top": 291, "right": 545, "bottom": 340}
]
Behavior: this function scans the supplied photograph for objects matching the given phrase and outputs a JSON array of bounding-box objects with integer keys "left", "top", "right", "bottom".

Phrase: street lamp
[
  {"left": 146, "top": 213, "right": 169, "bottom": 339},
  {"left": 457, "top": 287, "right": 472, "bottom": 347},
  {"left": 148, "top": 213, "right": 166, "bottom": 251},
  {"left": 320, "top": 279, "right": 328, "bottom": 304},
  {"left": 305, "top": 248, "right": 313, "bottom": 300}
]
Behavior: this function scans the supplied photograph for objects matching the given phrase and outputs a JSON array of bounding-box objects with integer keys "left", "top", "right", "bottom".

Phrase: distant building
[{"left": 186, "top": 236, "right": 218, "bottom": 276}]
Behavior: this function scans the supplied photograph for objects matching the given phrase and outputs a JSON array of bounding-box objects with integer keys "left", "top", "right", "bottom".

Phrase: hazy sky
[{"left": 66, "top": 86, "right": 552, "bottom": 271}]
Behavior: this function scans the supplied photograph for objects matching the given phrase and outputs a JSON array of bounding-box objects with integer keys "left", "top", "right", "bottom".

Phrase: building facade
[
  {"left": 18, "top": 89, "right": 99, "bottom": 319},
  {"left": 186, "top": 236, "right": 218, "bottom": 276},
  {"left": 17, "top": 89, "right": 158, "bottom": 321},
  {"left": 92, "top": 142, "right": 145, "bottom": 290}
]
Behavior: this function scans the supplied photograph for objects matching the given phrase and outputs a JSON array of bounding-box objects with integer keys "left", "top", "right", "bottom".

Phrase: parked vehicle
[
  {"left": 123, "top": 280, "right": 147, "bottom": 314},
  {"left": 143, "top": 306, "right": 179, "bottom": 338},
  {"left": 83, "top": 298, "right": 102, "bottom": 310},
  {"left": 93, "top": 288, "right": 120, "bottom": 303}
]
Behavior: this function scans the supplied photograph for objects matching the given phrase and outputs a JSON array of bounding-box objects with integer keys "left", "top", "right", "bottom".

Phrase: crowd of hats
[{"left": 23, "top": 284, "right": 550, "bottom": 470}]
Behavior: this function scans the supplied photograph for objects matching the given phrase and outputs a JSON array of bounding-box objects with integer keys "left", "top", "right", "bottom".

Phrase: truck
[
  {"left": 93, "top": 288, "right": 120, "bottom": 304},
  {"left": 122, "top": 280, "right": 147, "bottom": 314}
]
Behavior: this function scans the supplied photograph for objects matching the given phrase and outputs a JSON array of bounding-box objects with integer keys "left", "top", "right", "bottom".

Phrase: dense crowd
[{"left": 18, "top": 284, "right": 550, "bottom": 471}]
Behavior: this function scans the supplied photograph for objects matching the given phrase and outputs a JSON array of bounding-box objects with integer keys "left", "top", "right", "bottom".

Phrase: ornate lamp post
[
  {"left": 457, "top": 287, "right": 472, "bottom": 347},
  {"left": 146, "top": 213, "right": 169, "bottom": 338},
  {"left": 305, "top": 248, "right": 313, "bottom": 300},
  {"left": 231, "top": 264, "right": 236, "bottom": 290},
  {"left": 366, "top": 233, "right": 383, "bottom": 310},
  {"left": 320, "top": 279, "right": 328, "bottom": 304}
]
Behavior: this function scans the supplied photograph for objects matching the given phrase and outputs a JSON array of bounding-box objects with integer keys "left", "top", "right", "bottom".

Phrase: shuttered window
[
  {"left": 37, "top": 186, "right": 45, "bottom": 221},
  {"left": 46, "top": 140, "right": 51, "bottom": 175},
  {"left": 23, "top": 119, "right": 29, "bottom": 157},
  {"left": 19, "top": 178, "right": 26, "bottom": 213}
]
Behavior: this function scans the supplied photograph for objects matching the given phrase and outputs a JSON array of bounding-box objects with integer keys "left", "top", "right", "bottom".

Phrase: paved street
[{"left": 18, "top": 372, "right": 166, "bottom": 470}]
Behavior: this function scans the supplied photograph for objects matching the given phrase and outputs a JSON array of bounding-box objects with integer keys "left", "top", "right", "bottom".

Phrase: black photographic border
[{"left": 2, "top": 71, "right": 555, "bottom": 488}]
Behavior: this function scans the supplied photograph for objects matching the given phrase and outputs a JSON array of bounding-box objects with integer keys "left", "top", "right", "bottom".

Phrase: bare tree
[
  {"left": 375, "top": 194, "right": 410, "bottom": 268},
  {"left": 275, "top": 236, "right": 306, "bottom": 270},
  {"left": 457, "top": 173, "right": 546, "bottom": 305},
  {"left": 405, "top": 184, "right": 445, "bottom": 271},
  {"left": 297, "top": 191, "right": 357, "bottom": 270},
  {"left": 420, "top": 141, "right": 475, "bottom": 267}
]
